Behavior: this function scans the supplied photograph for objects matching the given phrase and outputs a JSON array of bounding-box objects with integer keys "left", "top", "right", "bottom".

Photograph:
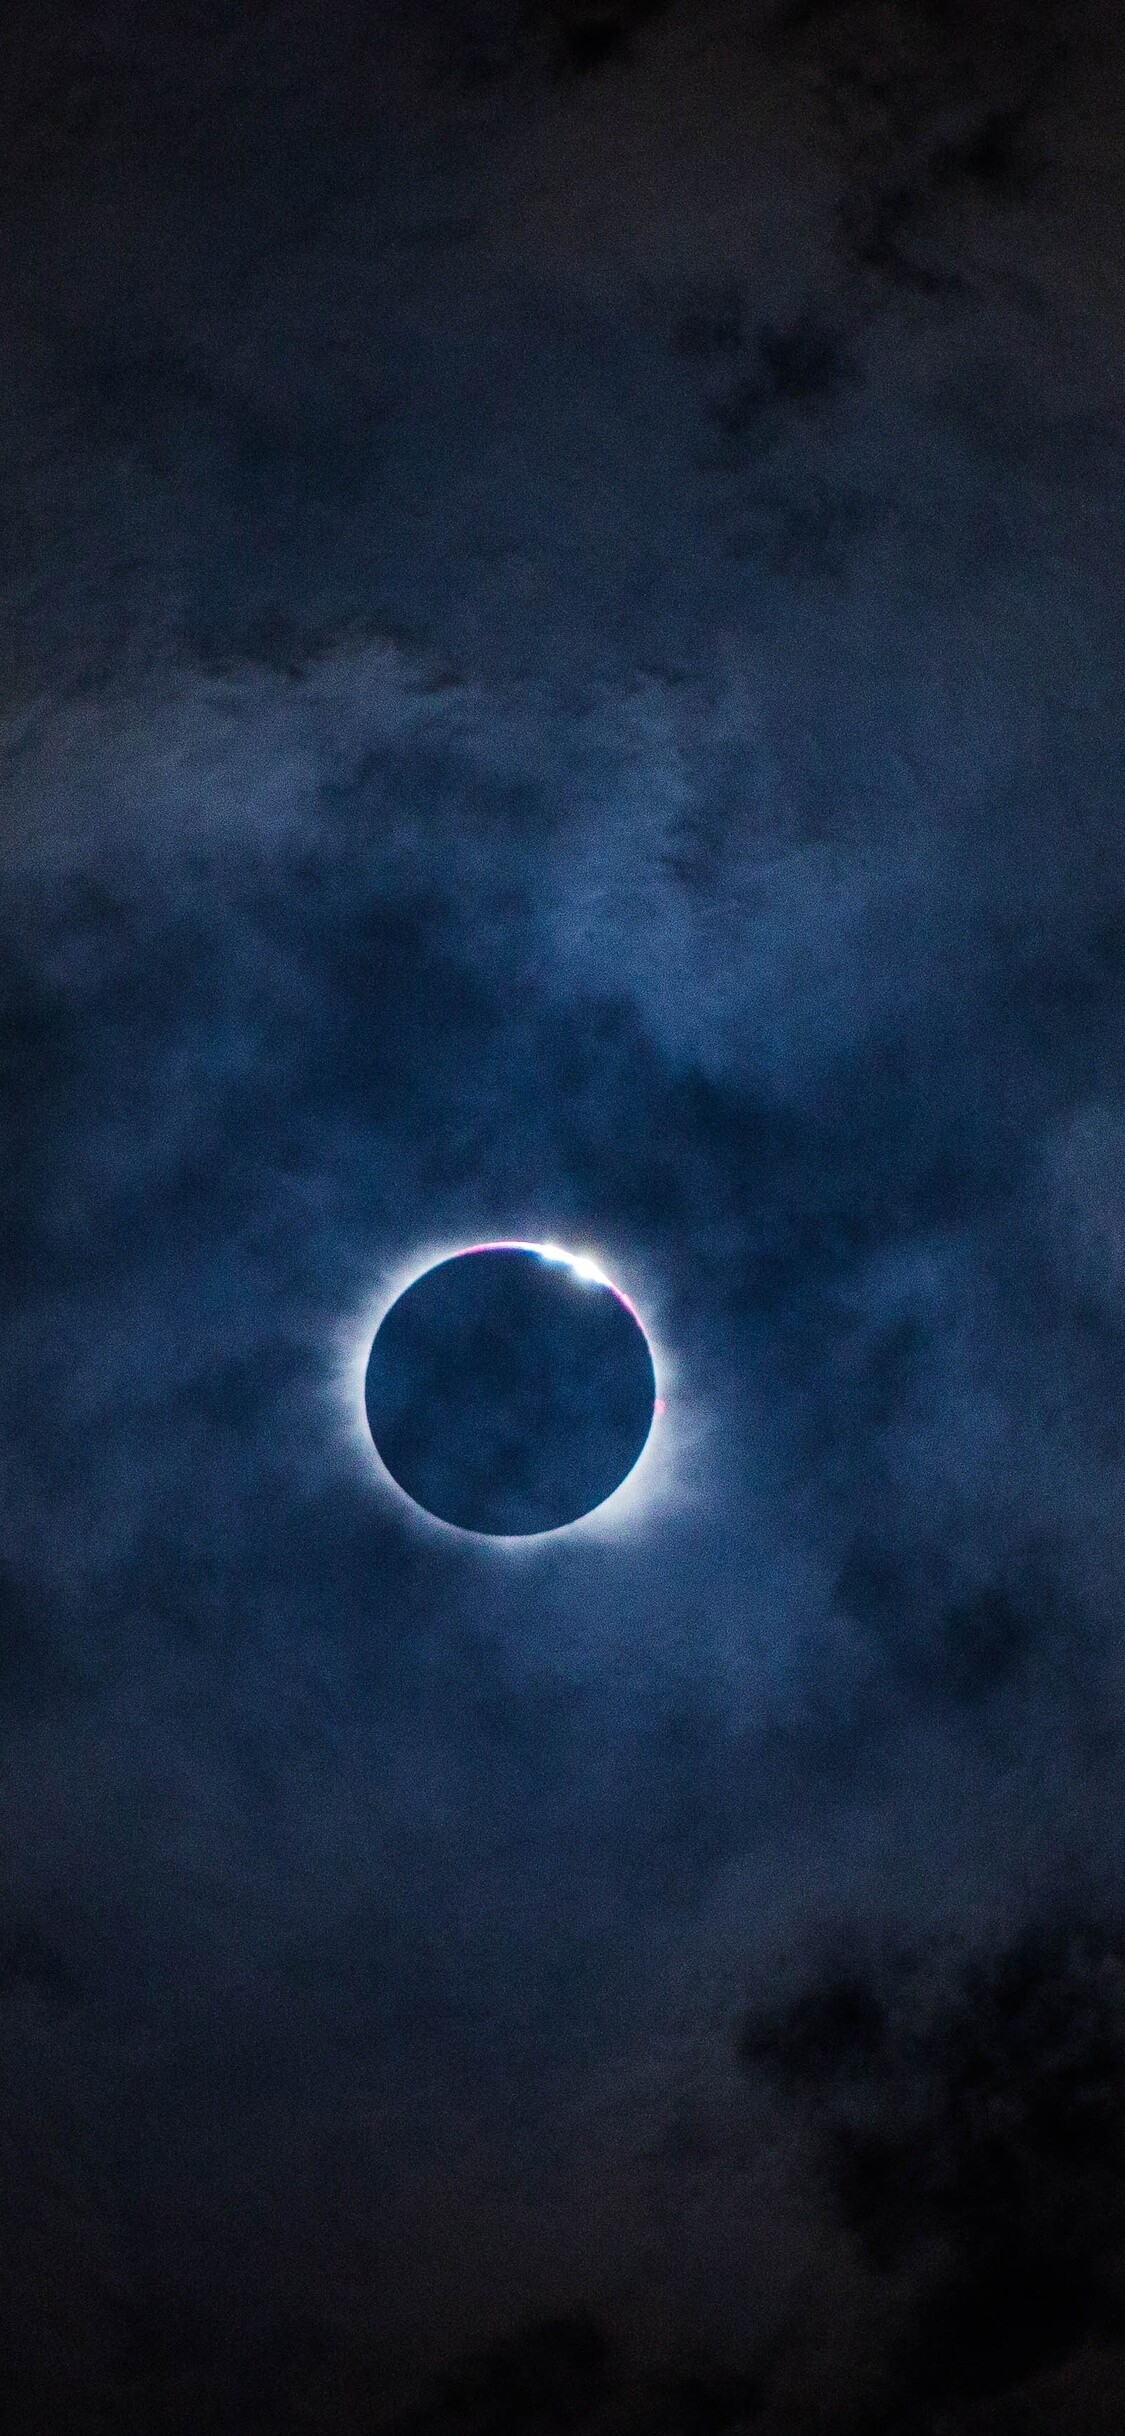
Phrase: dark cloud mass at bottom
[{"left": 2, "top": 0, "right": 1125, "bottom": 2428}]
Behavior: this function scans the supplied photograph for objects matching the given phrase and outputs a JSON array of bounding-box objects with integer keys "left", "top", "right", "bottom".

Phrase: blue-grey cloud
[{"left": 2, "top": 1, "right": 1125, "bottom": 2427}]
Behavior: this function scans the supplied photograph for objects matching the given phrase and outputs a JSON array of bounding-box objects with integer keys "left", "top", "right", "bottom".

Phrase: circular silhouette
[{"left": 364, "top": 1244, "right": 657, "bottom": 1534}]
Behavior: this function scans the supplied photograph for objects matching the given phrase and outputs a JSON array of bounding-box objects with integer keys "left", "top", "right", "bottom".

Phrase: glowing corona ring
[{"left": 337, "top": 1240, "right": 669, "bottom": 1541}]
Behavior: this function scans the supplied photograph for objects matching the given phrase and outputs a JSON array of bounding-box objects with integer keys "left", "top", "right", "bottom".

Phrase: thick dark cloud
[
  {"left": 741, "top": 1926, "right": 1125, "bottom": 2423},
  {"left": 2, "top": 0, "right": 1125, "bottom": 2427}
]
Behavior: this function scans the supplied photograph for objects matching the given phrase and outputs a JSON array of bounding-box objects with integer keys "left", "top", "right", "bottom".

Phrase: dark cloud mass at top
[{"left": 2, "top": 0, "right": 1125, "bottom": 2427}]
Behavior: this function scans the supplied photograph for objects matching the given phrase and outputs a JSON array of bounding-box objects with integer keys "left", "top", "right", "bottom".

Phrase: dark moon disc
[{"left": 364, "top": 1244, "right": 658, "bottom": 1535}]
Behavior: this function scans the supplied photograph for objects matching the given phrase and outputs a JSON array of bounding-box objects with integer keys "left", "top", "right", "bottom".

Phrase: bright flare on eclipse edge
[{"left": 363, "top": 1242, "right": 659, "bottom": 1536}]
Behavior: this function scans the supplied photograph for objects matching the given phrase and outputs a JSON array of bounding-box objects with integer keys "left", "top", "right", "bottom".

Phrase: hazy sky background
[{"left": 3, "top": 3, "right": 1125, "bottom": 2428}]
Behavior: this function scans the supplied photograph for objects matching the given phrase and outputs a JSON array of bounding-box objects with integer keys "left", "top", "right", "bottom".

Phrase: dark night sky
[{"left": 3, "top": 2, "right": 1125, "bottom": 2429}]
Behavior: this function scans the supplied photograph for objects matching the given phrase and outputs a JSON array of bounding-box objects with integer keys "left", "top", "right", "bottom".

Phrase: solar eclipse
[{"left": 362, "top": 1242, "right": 659, "bottom": 1536}]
